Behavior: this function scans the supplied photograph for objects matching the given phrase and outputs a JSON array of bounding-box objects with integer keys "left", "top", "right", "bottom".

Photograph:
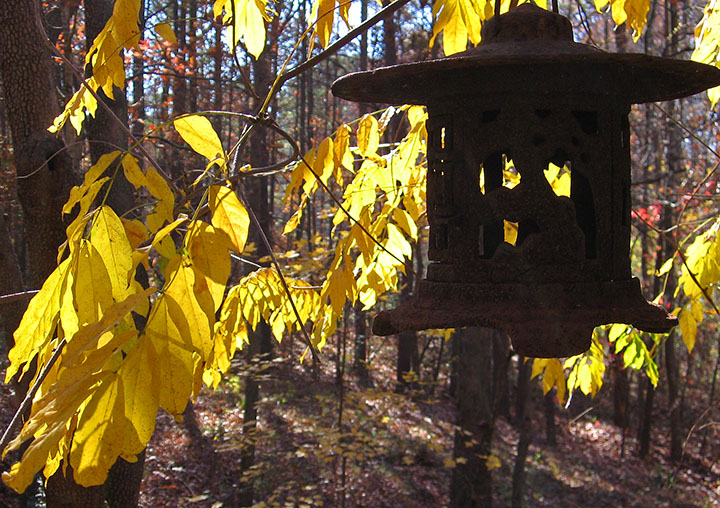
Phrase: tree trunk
[
  {"left": 0, "top": 211, "right": 25, "bottom": 351},
  {"left": 449, "top": 328, "right": 498, "bottom": 508},
  {"left": 511, "top": 356, "right": 533, "bottom": 508},
  {"left": 543, "top": 389, "right": 556, "bottom": 447},
  {"left": 238, "top": 321, "right": 268, "bottom": 507},
  {"left": 396, "top": 262, "right": 418, "bottom": 392},
  {"left": 353, "top": 302, "right": 371, "bottom": 386},
  {"left": 637, "top": 375, "right": 654, "bottom": 458},
  {"left": 0, "top": 0, "right": 75, "bottom": 289}
]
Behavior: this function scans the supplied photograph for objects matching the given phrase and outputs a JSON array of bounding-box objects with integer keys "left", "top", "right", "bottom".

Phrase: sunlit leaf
[
  {"left": 154, "top": 22, "right": 177, "bottom": 43},
  {"left": 174, "top": 115, "right": 226, "bottom": 168},
  {"left": 209, "top": 185, "right": 250, "bottom": 253}
]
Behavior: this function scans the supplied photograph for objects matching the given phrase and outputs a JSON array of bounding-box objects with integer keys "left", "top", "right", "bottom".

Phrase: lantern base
[{"left": 372, "top": 278, "right": 676, "bottom": 358}]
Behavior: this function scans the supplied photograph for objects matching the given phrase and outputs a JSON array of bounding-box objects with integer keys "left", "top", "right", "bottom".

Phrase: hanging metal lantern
[{"left": 331, "top": 4, "right": 720, "bottom": 357}]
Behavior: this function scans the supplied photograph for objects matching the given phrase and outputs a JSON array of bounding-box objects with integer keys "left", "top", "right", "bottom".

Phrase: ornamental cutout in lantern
[{"left": 331, "top": 4, "right": 720, "bottom": 358}]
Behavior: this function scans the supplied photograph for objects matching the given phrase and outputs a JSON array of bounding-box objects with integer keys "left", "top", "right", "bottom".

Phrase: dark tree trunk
[
  {"left": 0, "top": 0, "right": 75, "bottom": 289},
  {"left": 396, "top": 263, "right": 418, "bottom": 392},
  {"left": 511, "top": 356, "right": 533, "bottom": 508},
  {"left": 637, "top": 375, "right": 655, "bottom": 458},
  {"left": 0, "top": 211, "right": 25, "bottom": 351},
  {"left": 449, "top": 328, "right": 499, "bottom": 508},
  {"left": 237, "top": 15, "right": 278, "bottom": 505},
  {"left": 544, "top": 389, "right": 557, "bottom": 447},
  {"left": 492, "top": 333, "right": 511, "bottom": 420},
  {"left": 353, "top": 302, "right": 371, "bottom": 386},
  {"left": 238, "top": 324, "right": 263, "bottom": 507}
]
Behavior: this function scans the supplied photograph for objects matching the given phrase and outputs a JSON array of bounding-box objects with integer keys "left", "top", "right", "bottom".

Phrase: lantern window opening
[
  {"left": 429, "top": 114, "right": 453, "bottom": 153},
  {"left": 479, "top": 152, "right": 518, "bottom": 195}
]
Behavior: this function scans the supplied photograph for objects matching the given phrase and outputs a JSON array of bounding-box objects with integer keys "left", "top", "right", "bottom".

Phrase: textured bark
[
  {"left": 0, "top": 212, "right": 25, "bottom": 351},
  {"left": 396, "top": 264, "right": 418, "bottom": 392},
  {"left": 511, "top": 356, "right": 533, "bottom": 508},
  {"left": 84, "top": 0, "right": 134, "bottom": 215},
  {"left": 0, "top": 0, "right": 75, "bottom": 288},
  {"left": 450, "top": 327, "right": 500, "bottom": 508},
  {"left": 353, "top": 302, "right": 371, "bottom": 386}
]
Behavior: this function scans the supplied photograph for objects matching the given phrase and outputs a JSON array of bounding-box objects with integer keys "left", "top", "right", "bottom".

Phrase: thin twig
[
  {"left": 0, "top": 338, "right": 67, "bottom": 451},
  {"left": 32, "top": 2, "right": 178, "bottom": 192},
  {"left": 237, "top": 188, "right": 321, "bottom": 365},
  {"left": 0, "top": 291, "right": 39, "bottom": 305},
  {"left": 274, "top": 0, "right": 413, "bottom": 89},
  {"left": 293, "top": 141, "right": 420, "bottom": 277}
]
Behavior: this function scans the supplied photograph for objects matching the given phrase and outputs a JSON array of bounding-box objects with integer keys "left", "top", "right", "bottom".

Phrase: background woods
[{"left": 1, "top": 0, "right": 720, "bottom": 506}]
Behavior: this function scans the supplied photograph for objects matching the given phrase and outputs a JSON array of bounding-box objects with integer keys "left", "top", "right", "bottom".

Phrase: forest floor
[{"left": 1, "top": 335, "right": 720, "bottom": 507}]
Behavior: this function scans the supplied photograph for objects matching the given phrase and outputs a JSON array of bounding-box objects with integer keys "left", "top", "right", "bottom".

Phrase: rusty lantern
[{"left": 331, "top": 4, "right": 720, "bottom": 357}]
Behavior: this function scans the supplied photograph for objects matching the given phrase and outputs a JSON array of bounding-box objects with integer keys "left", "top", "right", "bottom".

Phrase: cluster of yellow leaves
[
  {"left": 671, "top": 220, "right": 720, "bottom": 353},
  {"left": 3, "top": 114, "right": 325, "bottom": 490},
  {"left": 693, "top": 0, "right": 720, "bottom": 105},
  {"left": 430, "top": 0, "right": 544, "bottom": 56},
  {"left": 607, "top": 323, "right": 658, "bottom": 384},
  {"left": 564, "top": 331, "right": 606, "bottom": 400},
  {"left": 532, "top": 322, "right": 662, "bottom": 408},
  {"left": 51, "top": 0, "right": 141, "bottom": 134},
  {"left": 283, "top": 106, "right": 427, "bottom": 353},
  {"left": 207, "top": 268, "right": 321, "bottom": 388},
  {"left": 594, "top": 0, "right": 650, "bottom": 41},
  {"left": 309, "top": 0, "right": 351, "bottom": 52},
  {"left": 214, "top": 0, "right": 273, "bottom": 59}
]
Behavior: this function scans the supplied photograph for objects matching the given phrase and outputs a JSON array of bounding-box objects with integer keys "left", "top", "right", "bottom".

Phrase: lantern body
[{"left": 331, "top": 4, "right": 720, "bottom": 357}]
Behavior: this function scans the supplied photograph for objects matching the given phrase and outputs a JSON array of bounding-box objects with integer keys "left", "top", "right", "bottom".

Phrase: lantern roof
[{"left": 332, "top": 4, "right": 720, "bottom": 105}]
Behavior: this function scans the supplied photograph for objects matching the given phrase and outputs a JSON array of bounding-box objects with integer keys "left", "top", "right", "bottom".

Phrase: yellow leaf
[
  {"left": 656, "top": 256, "right": 674, "bottom": 276},
  {"left": 70, "top": 373, "right": 125, "bottom": 486},
  {"left": 144, "top": 168, "right": 175, "bottom": 224},
  {"left": 209, "top": 185, "right": 250, "bottom": 253},
  {"left": 214, "top": 0, "right": 269, "bottom": 59},
  {"left": 691, "top": 299, "right": 704, "bottom": 323},
  {"left": 91, "top": 206, "right": 133, "bottom": 301},
  {"left": 7, "top": 259, "right": 71, "bottom": 382},
  {"left": 357, "top": 115, "right": 379, "bottom": 158},
  {"left": 486, "top": 455, "right": 501, "bottom": 470},
  {"left": 174, "top": 115, "right": 226, "bottom": 166},
  {"left": 679, "top": 309, "right": 697, "bottom": 353},
  {"left": 393, "top": 208, "right": 418, "bottom": 241},
  {"left": 118, "top": 336, "right": 160, "bottom": 455},
  {"left": 430, "top": 0, "right": 483, "bottom": 56},
  {"left": 121, "top": 153, "right": 148, "bottom": 190},
  {"left": 314, "top": 137, "right": 335, "bottom": 187},
  {"left": 596, "top": 0, "right": 650, "bottom": 41},
  {"left": 187, "top": 221, "right": 232, "bottom": 311},
  {"left": 63, "top": 151, "right": 122, "bottom": 215},
  {"left": 73, "top": 241, "right": 115, "bottom": 326},
  {"left": 121, "top": 218, "right": 148, "bottom": 250},
  {"left": 154, "top": 22, "right": 177, "bottom": 43},
  {"left": 608, "top": 323, "right": 630, "bottom": 342},
  {"left": 310, "top": 0, "right": 336, "bottom": 49},
  {"left": 163, "top": 255, "right": 214, "bottom": 359},
  {"left": 333, "top": 124, "right": 354, "bottom": 172},
  {"left": 150, "top": 328, "right": 196, "bottom": 416},
  {"left": 2, "top": 403, "right": 74, "bottom": 492},
  {"left": 51, "top": 0, "right": 140, "bottom": 133}
]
